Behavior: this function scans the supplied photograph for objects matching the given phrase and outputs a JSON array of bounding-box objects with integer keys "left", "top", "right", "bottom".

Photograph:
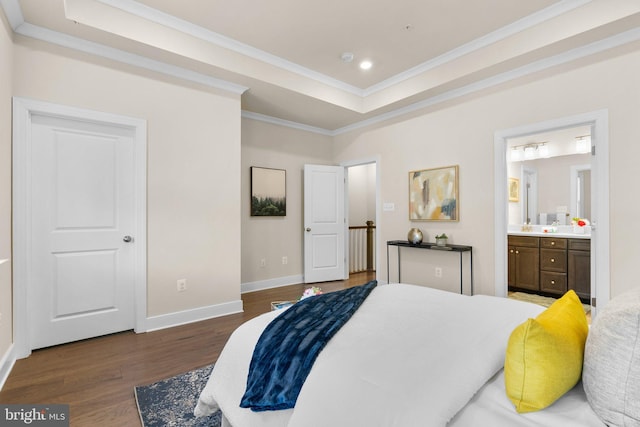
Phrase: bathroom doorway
[{"left": 494, "top": 110, "right": 610, "bottom": 316}]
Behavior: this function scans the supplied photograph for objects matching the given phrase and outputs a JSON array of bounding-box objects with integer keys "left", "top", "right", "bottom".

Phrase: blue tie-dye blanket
[{"left": 239, "top": 280, "right": 377, "bottom": 411}]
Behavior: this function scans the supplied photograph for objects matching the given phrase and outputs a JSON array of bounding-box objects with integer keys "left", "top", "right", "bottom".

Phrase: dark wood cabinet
[
  {"left": 540, "top": 248, "right": 567, "bottom": 273},
  {"left": 568, "top": 239, "right": 591, "bottom": 301},
  {"left": 508, "top": 236, "right": 539, "bottom": 291},
  {"left": 540, "top": 271, "right": 567, "bottom": 294},
  {"left": 539, "top": 238, "right": 568, "bottom": 295},
  {"left": 540, "top": 237, "right": 567, "bottom": 250},
  {"left": 509, "top": 235, "right": 590, "bottom": 301}
]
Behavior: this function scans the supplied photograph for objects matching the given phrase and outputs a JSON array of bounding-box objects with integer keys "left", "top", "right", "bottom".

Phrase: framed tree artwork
[{"left": 251, "top": 167, "right": 286, "bottom": 216}]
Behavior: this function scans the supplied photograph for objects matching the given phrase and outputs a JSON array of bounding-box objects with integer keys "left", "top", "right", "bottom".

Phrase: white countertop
[
  {"left": 508, "top": 225, "right": 591, "bottom": 239},
  {"left": 508, "top": 231, "right": 590, "bottom": 239}
]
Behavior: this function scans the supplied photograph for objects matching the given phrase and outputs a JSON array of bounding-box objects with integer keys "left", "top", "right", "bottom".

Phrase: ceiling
[{"left": 4, "top": 0, "right": 640, "bottom": 133}]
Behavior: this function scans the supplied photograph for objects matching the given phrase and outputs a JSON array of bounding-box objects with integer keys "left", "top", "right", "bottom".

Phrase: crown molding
[
  {"left": 0, "top": 0, "right": 24, "bottom": 29},
  {"left": 334, "top": 26, "right": 640, "bottom": 135},
  {"left": 96, "top": 0, "right": 590, "bottom": 99},
  {"left": 362, "top": 0, "right": 592, "bottom": 95},
  {"left": 96, "top": 0, "right": 365, "bottom": 97},
  {"left": 3, "top": 0, "right": 639, "bottom": 136},
  {"left": 241, "top": 111, "right": 334, "bottom": 136},
  {"left": 13, "top": 21, "right": 248, "bottom": 95}
]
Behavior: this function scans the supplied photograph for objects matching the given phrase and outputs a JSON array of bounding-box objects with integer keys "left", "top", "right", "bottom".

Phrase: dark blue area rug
[{"left": 135, "top": 364, "right": 221, "bottom": 427}]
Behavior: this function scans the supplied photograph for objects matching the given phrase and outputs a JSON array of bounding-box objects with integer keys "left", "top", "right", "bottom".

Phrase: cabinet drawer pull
[
  {"left": 510, "top": 249, "right": 514, "bottom": 253},
  {"left": 551, "top": 241, "right": 555, "bottom": 246},
  {"left": 551, "top": 280, "right": 556, "bottom": 284},
  {"left": 515, "top": 250, "right": 519, "bottom": 254},
  {"left": 551, "top": 258, "right": 555, "bottom": 263}
]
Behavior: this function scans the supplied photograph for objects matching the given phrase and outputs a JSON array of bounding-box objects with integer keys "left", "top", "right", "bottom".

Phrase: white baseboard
[
  {"left": 0, "top": 344, "right": 16, "bottom": 391},
  {"left": 241, "top": 275, "right": 304, "bottom": 294},
  {"left": 143, "top": 300, "right": 243, "bottom": 332},
  {"left": 145, "top": 274, "right": 304, "bottom": 332}
]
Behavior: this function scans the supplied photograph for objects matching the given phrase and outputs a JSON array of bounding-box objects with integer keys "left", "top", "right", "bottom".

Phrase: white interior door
[
  {"left": 28, "top": 114, "right": 136, "bottom": 349},
  {"left": 304, "top": 164, "right": 345, "bottom": 283}
]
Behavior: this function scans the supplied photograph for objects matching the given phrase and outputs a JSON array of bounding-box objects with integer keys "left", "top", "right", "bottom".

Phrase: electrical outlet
[
  {"left": 260, "top": 258, "right": 266, "bottom": 267},
  {"left": 435, "top": 267, "right": 443, "bottom": 278},
  {"left": 177, "top": 279, "right": 187, "bottom": 292},
  {"left": 282, "top": 256, "right": 288, "bottom": 265}
]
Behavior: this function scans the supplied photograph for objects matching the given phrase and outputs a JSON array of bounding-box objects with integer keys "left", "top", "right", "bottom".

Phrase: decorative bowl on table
[{"left": 407, "top": 228, "right": 423, "bottom": 244}]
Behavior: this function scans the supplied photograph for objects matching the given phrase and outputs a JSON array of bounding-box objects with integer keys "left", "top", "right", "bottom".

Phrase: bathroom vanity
[{"left": 508, "top": 230, "right": 590, "bottom": 302}]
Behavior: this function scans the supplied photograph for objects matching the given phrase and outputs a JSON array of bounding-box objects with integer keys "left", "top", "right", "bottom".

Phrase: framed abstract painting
[{"left": 409, "top": 165, "right": 459, "bottom": 221}]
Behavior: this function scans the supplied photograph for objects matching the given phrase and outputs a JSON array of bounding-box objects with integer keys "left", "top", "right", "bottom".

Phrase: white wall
[
  {"left": 333, "top": 47, "right": 640, "bottom": 298},
  {"left": 0, "top": 9, "right": 14, "bottom": 361},
  {"left": 241, "top": 118, "right": 333, "bottom": 288},
  {"left": 12, "top": 36, "right": 243, "bottom": 317}
]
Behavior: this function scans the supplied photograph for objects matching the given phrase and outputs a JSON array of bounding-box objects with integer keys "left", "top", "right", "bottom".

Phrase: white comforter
[{"left": 195, "top": 284, "right": 546, "bottom": 427}]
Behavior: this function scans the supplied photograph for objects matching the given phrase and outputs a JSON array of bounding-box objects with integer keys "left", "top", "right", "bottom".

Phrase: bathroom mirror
[{"left": 507, "top": 126, "right": 591, "bottom": 226}]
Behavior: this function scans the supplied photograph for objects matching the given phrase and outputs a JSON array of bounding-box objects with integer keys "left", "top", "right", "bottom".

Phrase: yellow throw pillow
[{"left": 504, "top": 290, "right": 589, "bottom": 413}]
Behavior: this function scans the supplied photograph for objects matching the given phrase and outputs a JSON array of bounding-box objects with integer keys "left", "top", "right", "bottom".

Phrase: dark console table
[{"left": 386, "top": 240, "right": 473, "bottom": 295}]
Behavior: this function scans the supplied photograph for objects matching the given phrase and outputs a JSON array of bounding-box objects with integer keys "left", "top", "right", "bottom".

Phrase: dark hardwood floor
[{"left": 0, "top": 272, "right": 375, "bottom": 426}]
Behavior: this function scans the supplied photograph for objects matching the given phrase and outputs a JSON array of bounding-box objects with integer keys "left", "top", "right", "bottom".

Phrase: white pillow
[{"left": 583, "top": 288, "right": 640, "bottom": 426}]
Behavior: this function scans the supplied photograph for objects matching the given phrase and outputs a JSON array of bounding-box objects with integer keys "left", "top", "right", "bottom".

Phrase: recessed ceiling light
[{"left": 359, "top": 60, "right": 373, "bottom": 70}]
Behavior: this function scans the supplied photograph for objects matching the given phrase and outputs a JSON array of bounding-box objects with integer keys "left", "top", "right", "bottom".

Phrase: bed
[{"left": 195, "top": 282, "right": 640, "bottom": 426}]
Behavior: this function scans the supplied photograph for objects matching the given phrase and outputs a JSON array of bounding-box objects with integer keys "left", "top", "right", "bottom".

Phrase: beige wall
[
  {"left": 12, "top": 36, "right": 242, "bottom": 318},
  {"left": 0, "top": 10, "right": 14, "bottom": 359},
  {"left": 241, "top": 119, "right": 332, "bottom": 286},
  {"left": 334, "top": 48, "right": 640, "bottom": 298}
]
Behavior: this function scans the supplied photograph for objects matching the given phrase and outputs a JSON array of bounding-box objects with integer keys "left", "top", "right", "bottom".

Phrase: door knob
[
  {"left": 306, "top": 228, "right": 311, "bottom": 232},
  {"left": 123, "top": 235, "right": 133, "bottom": 243}
]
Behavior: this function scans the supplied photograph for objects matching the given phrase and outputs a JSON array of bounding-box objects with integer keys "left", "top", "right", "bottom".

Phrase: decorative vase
[
  {"left": 436, "top": 237, "right": 447, "bottom": 247},
  {"left": 407, "top": 228, "right": 423, "bottom": 244}
]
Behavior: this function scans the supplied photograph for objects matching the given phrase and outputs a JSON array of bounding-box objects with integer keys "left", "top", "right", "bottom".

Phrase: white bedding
[
  {"left": 450, "top": 371, "right": 604, "bottom": 426},
  {"left": 195, "top": 284, "right": 604, "bottom": 426}
]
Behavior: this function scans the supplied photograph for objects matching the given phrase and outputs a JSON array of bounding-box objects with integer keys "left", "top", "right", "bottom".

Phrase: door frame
[
  {"left": 494, "top": 110, "right": 609, "bottom": 314},
  {"left": 341, "top": 156, "right": 381, "bottom": 280},
  {"left": 12, "top": 97, "right": 148, "bottom": 358}
]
